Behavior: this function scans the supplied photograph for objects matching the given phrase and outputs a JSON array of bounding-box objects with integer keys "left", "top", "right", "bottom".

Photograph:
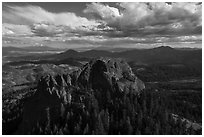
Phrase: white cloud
[
  {"left": 3, "top": 3, "right": 202, "bottom": 38},
  {"left": 31, "top": 23, "right": 65, "bottom": 37},
  {"left": 3, "top": 5, "right": 109, "bottom": 38},
  {"left": 84, "top": 2, "right": 120, "bottom": 26},
  {"left": 119, "top": 2, "right": 153, "bottom": 28},
  {"left": 175, "top": 35, "right": 202, "bottom": 42},
  {"left": 2, "top": 23, "right": 33, "bottom": 36},
  {"left": 84, "top": 2, "right": 202, "bottom": 35},
  {"left": 4, "top": 5, "right": 100, "bottom": 28},
  {"left": 2, "top": 3, "right": 202, "bottom": 49}
]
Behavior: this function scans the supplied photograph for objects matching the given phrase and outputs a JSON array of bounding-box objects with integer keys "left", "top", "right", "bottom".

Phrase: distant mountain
[
  {"left": 55, "top": 49, "right": 80, "bottom": 59},
  {"left": 54, "top": 46, "right": 201, "bottom": 66},
  {"left": 2, "top": 46, "right": 66, "bottom": 58},
  {"left": 2, "top": 46, "right": 65, "bottom": 56},
  {"left": 21, "top": 46, "right": 64, "bottom": 51},
  {"left": 92, "top": 46, "right": 135, "bottom": 52},
  {"left": 3, "top": 46, "right": 201, "bottom": 82},
  {"left": 116, "top": 46, "right": 201, "bottom": 66},
  {"left": 48, "top": 46, "right": 201, "bottom": 82},
  {"left": 81, "top": 50, "right": 112, "bottom": 57},
  {"left": 2, "top": 46, "right": 27, "bottom": 56}
]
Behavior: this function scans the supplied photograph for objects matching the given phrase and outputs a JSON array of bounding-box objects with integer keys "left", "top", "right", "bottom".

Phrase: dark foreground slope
[{"left": 3, "top": 58, "right": 201, "bottom": 135}]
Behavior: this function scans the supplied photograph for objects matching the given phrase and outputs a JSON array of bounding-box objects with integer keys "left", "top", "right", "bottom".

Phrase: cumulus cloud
[
  {"left": 3, "top": 3, "right": 202, "bottom": 38},
  {"left": 83, "top": 3, "right": 120, "bottom": 26},
  {"left": 31, "top": 23, "right": 66, "bottom": 37},
  {"left": 2, "top": 2, "right": 202, "bottom": 49},
  {"left": 84, "top": 2, "right": 202, "bottom": 36},
  {"left": 4, "top": 5, "right": 100, "bottom": 27},
  {"left": 3, "top": 5, "right": 113, "bottom": 38}
]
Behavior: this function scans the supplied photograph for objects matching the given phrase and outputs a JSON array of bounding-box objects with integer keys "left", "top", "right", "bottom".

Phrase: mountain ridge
[
  {"left": 17, "top": 57, "right": 145, "bottom": 134},
  {"left": 53, "top": 46, "right": 201, "bottom": 66}
]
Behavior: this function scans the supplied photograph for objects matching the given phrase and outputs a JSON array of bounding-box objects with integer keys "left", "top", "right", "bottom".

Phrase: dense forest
[
  {"left": 3, "top": 86, "right": 201, "bottom": 135},
  {"left": 2, "top": 58, "right": 202, "bottom": 135}
]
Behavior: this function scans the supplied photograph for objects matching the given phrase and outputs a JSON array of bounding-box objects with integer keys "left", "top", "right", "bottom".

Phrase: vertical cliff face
[
  {"left": 19, "top": 58, "right": 145, "bottom": 134},
  {"left": 77, "top": 58, "right": 145, "bottom": 93}
]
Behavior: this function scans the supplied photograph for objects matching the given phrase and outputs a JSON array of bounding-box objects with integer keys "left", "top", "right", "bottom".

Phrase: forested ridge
[{"left": 2, "top": 58, "right": 202, "bottom": 135}]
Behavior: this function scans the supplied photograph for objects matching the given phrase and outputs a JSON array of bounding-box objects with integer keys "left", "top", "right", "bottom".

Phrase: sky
[{"left": 2, "top": 2, "right": 202, "bottom": 49}]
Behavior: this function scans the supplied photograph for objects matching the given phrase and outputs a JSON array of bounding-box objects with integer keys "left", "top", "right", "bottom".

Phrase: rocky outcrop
[
  {"left": 19, "top": 58, "right": 145, "bottom": 134},
  {"left": 77, "top": 58, "right": 145, "bottom": 93},
  {"left": 18, "top": 74, "right": 72, "bottom": 134},
  {"left": 171, "top": 114, "right": 202, "bottom": 131}
]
